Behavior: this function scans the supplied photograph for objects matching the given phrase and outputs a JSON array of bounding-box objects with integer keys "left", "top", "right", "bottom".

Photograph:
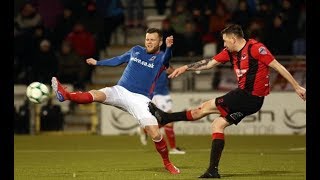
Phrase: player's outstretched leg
[
  {"left": 148, "top": 102, "right": 168, "bottom": 125},
  {"left": 153, "top": 137, "right": 180, "bottom": 174},
  {"left": 51, "top": 77, "right": 69, "bottom": 102}
]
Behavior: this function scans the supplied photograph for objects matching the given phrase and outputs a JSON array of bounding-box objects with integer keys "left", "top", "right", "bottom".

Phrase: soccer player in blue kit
[{"left": 51, "top": 28, "right": 180, "bottom": 174}]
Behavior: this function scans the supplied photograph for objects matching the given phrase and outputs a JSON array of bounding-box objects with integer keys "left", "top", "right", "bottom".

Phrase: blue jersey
[
  {"left": 96, "top": 45, "right": 171, "bottom": 98},
  {"left": 153, "top": 71, "right": 170, "bottom": 96}
]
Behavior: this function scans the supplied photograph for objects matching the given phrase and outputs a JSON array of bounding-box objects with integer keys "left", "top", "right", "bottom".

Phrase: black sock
[
  {"left": 161, "top": 111, "right": 189, "bottom": 124},
  {"left": 149, "top": 102, "right": 191, "bottom": 124},
  {"left": 208, "top": 138, "right": 225, "bottom": 172}
]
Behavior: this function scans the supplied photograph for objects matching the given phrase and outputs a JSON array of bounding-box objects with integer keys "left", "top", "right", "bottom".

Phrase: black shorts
[{"left": 215, "top": 88, "right": 264, "bottom": 125}]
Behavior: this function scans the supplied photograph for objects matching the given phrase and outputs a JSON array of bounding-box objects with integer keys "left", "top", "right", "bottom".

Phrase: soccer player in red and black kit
[{"left": 148, "top": 24, "right": 306, "bottom": 178}]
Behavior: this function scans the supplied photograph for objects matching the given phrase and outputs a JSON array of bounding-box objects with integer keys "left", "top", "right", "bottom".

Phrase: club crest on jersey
[
  {"left": 241, "top": 54, "right": 246, "bottom": 60},
  {"left": 258, "top": 46, "right": 267, "bottom": 55},
  {"left": 135, "top": 52, "right": 140, "bottom": 55},
  {"left": 149, "top": 56, "right": 156, "bottom": 61}
]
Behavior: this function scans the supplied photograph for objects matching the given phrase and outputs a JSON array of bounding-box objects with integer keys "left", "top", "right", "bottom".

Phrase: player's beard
[{"left": 146, "top": 45, "right": 160, "bottom": 54}]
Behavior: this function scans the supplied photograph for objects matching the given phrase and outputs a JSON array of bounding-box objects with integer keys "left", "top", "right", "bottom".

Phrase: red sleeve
[
  {"left": 250, "top": 43, "right": 274, "bottom": 65},
  {"left": 213, "top": 48, "right": 230, "bottom": 63}
]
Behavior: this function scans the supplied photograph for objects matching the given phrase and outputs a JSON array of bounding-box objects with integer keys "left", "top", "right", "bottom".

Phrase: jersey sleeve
[
  {"left": 96, "top": 48, "right": 131, "bottom": 66},
  {"left": 250, "top": 43, "right": 274, "bottom": 65},
  {"left": 213, "top": 48, "right": 230, "bottom": 63},
  {"left": 162, "top": 47, "right": 172, "bottom": 68}
]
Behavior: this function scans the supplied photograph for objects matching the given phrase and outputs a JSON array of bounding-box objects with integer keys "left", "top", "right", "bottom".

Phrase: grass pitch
[{"left": 14, "top": 135, "right": 305, "bottom": 180}]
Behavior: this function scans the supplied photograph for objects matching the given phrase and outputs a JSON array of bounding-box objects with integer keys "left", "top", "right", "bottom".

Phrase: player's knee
[
  {"left": 165, "top": 123, "right": 173, "bottom": 127},
  {"left": 151, "top": 134, "right": 162, "bottom": 142},
  {"left": 145, "top": 125, "right": 161, "bottom": 140},
  {"left": 211, "top": 117, "right": 229, "bottom": 132},
  {"left": 89, "top": 90, "right": 106, "bottom": 102}
]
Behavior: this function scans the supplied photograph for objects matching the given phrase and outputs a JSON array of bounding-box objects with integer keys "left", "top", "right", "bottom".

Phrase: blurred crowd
[{"left": 14, "top": 0, "right": 306, "bottom": 87}]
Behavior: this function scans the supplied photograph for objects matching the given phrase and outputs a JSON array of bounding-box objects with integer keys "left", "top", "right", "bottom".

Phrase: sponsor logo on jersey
[
  {"left": 130, "top": 57, "right": 154, "bottom": 68},
  {"left": 241, "top": 54, "right": 246, "bottom": 60},
  {"left": 149, "top": 56, "right": 156, "bottom": 61}
]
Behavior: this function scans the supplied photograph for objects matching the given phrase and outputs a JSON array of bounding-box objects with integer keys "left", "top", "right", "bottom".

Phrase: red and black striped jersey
[{"left": 213, "top": 39, "right": 274, "bottom": 96}]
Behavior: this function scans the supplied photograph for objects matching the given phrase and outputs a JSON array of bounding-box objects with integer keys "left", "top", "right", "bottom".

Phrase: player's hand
[
  {"left": 168, "top": 65, "right": 188, "bottom": 78},
  {"left": 166, "top": 35, "right": 174, "bottom": 48},
  {"left": 86, "top": 58, "right": 97, "bottom": 65},
  {"left": 295, "top": 86, "right": 306, "bottom": 101}
]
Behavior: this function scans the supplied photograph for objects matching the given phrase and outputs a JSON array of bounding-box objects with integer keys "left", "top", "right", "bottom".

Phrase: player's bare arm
[
  {"left": 86, "top": 58, "right": 97, "bottom": 65},
  {"left": 269, "top": 59, "right": 306, "bottom": 101},
  {"left": 168, "top": 58, "right": 220, "bottom": 78},
  {"left": 186, "top": 58, "right": 218, "bottom": 70}
]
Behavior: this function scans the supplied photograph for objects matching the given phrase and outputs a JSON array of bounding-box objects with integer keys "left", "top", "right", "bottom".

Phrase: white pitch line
[{"left": 288, "top": 147, "right": 306, "bottom": 151}]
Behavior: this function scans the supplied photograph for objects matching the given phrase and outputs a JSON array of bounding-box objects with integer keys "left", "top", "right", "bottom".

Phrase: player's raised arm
[
  {"left": 162, "top": 35, "right": 174, "bottom": 66},
  {"left": 86, "top": 58, "right": 97, "bottom": 65},
  {"left": 166, "top": 35, "right": 173, "bottom": 48},
  {"left": 268, "top": 59, "right": 306, "bottom": 101},
  {"left": 168, "top": 58, "right": 221, "bottom": 78}
]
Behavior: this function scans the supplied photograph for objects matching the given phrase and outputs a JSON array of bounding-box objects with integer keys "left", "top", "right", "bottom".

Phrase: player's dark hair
[
  {"left": 221, "top": 24, "right": 244, "bottom": 38},
  {"left": 146, "top": 28, "right": 163, "bottom": 39}
]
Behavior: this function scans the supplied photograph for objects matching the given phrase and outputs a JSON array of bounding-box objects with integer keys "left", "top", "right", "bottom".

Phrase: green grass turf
[{"left": 14, "top": 135, "right": 305, "bottom": 180}]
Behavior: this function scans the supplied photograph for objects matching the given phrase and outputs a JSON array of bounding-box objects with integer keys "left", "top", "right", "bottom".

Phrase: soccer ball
[{"left": 26, "top": 82, "right": 50, "bottom": 104}]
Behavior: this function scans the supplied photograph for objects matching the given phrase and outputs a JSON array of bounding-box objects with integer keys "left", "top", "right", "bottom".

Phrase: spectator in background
[
  {"left": 277, "top": 0, "right": 299, "bottom": 41},
  {"left": 33, "top": 39, "right": 58, "bottom": 84},
  {"left": 208, "top": 2, "right": 231, "bottom": 42},
  {"left": 15, "top": 23, "right": 50, "bottom": 84},
  {"left": 255, "top": 0, "right": 274, "bottom": 27},
  {"left": 220, "top": 0, "right": 238, "bottom": 13},
  {"left": 246, "top": 19, "right": 265, "bottom": 42},
  {"left": 57, "top": 41, "right": 87, "bottom": 89},
  {"left": 180, "top": 21, "right": 203, "bottom": 57},
  {"left": 160, "top": 18, "right": 182, "bottom": 55},
  {"left": 30, "top": 24, "right": 53, "bottom": 57},
  {"left": 54, "top": 6, "right": 77, "bottom": 50},
  {"left": 14, "top": 2, "right": 43, "bottom": 65},
  {"left": 14, "top": 2, "right": 42, "bottom": 34},
  {"left": 154, "top": 0, "right": 168, "bottom": 15},
  {"left": 292, "top": 30, "right": 306, "bottom": 56},
  {"left": 96, "top": 0, "right": 125, "bottom": 49},
  {"left": 168, "top": 2, "right": 192, "bottom": 35},
  {"left": 126, "top": 0, "right": 145, "bottom": 27},
  {"left": 292, "top": 2, "right": 306, "bottom": 56},
  {"left": 30, "top": 0, "right": 64, "bottom": 31},
  {"left": 79, "top": 0, "right": 104, "bottom": 58},
  {"left": 189, "top": 2, "right": 208, "bottom": 34},
  {"left": 65, "top": 22, "right": 96, "bottom": 83},
  {"left": 61, "top": 0, "right": 88, "bottom": 19},
  {"left": 65, "top": 22, "right": 96, "bottom": 58},
  {"left": 231, "top": 0, "right": 252, "bottom": 31},
  {"left": 265, "top": 14, "right": 292, "bottom": 55},
  {"left": 296, "top": 2, "right": 306, "bottom": 35}
]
